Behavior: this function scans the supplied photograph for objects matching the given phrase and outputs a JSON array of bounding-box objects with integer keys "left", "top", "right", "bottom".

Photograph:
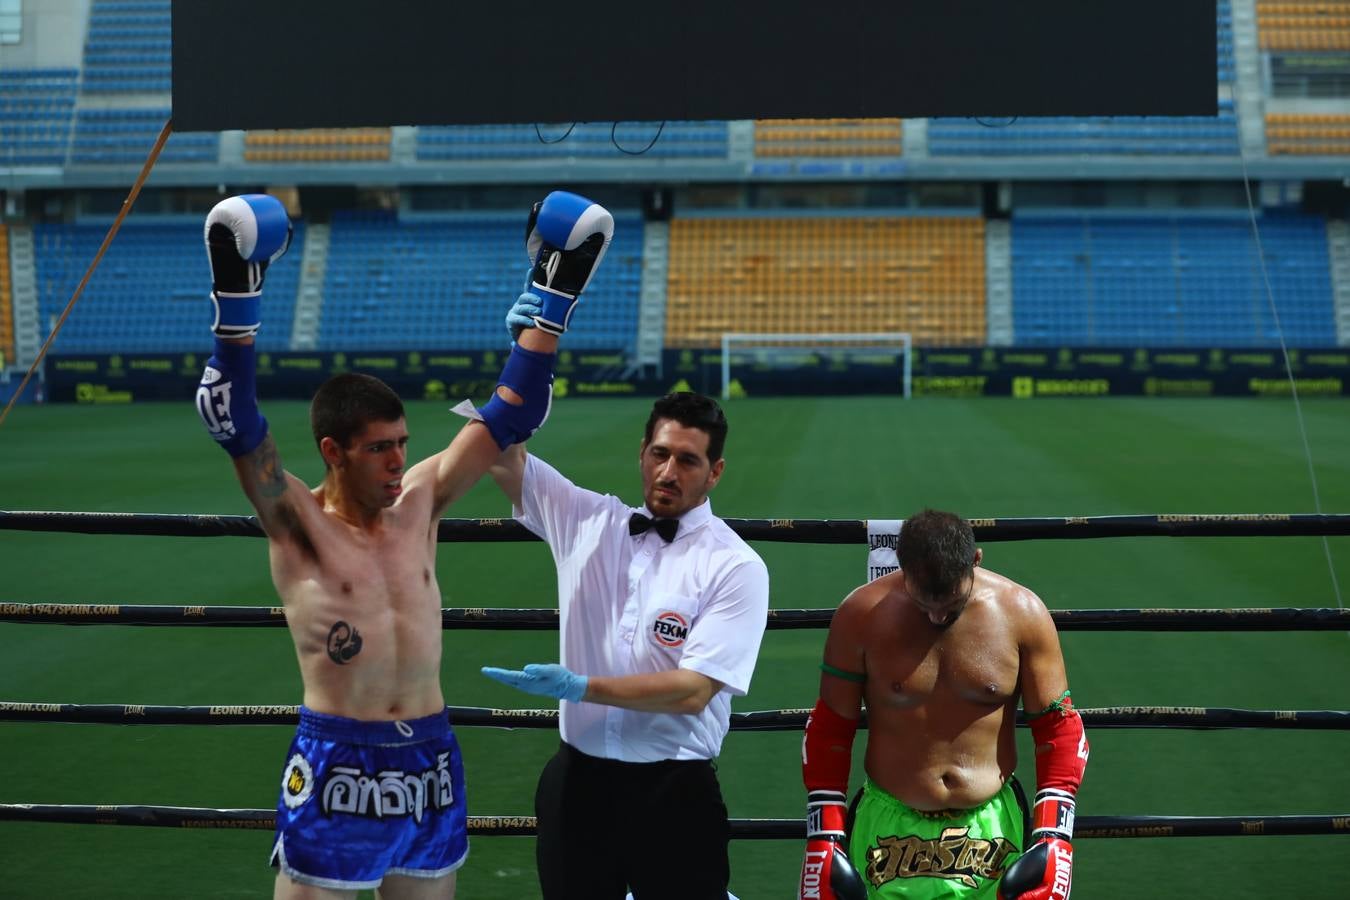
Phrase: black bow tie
[{"left": 629, "top": 512, "right": 679, "bottom": 543}]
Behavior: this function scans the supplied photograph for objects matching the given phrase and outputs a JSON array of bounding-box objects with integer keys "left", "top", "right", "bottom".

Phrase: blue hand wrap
[
  {"left": 196, "top": 338, "right": 269, "bottom": 458},
  {"left": 477, "top": 343, "right": 555, "bottom": 450}
]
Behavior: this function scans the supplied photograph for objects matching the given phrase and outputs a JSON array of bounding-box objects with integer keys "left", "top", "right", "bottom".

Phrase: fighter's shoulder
[
  {"left": 835, "top": 576, "right": 894, "bottom": 624},
  {"left": 978, "top": 568, "right": 1051, "bottom": 623}
]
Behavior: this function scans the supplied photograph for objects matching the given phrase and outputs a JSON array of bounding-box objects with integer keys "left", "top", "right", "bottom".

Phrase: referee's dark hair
[{"left": 644, "top": 392, "right": 729, "bottom": 463}]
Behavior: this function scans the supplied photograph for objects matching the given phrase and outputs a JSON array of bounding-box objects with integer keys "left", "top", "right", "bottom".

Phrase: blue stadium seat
[
  {"left": 34, "top": 219, "right": 304, "bottom": 352},
  {"left": 319, "top": 214, "right": 644, "bottom": 351},
  {"left": 414, "top": 122, "right": 728, "bottom": 162},
  {"left": 1011, "top": 214, "right": 1336, "bottom": 347},
  {"left": 0, "top": 70, "right": 79, "bottom": 165}
]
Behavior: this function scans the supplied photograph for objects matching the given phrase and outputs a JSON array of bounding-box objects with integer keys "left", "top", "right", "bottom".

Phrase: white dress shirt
[{"left": 515, "top": 454, "right": 770, "bottom": 762}]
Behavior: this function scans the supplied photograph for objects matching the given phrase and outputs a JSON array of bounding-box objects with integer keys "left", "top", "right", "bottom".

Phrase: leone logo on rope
[{"left": 652, "top": 611, "right": 689, "bottom": 647}]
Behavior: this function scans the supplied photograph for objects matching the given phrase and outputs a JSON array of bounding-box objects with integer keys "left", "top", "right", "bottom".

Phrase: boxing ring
[{"left": 3, "top": 508, "right": 1348, "bottom": 851}]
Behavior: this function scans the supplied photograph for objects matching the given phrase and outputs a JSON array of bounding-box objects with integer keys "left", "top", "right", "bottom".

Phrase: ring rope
[
  {"left": 3, "top": 603, "right": 1348, "bottom": 631},
  {"left": 4, "top": 510, "right": 1350, "bottom": 542},
  {"left": 1, "top": 804, "right": 1346, "bottom": 839},
  {"left": 3, "top": 702, "right": 1347, "bottom": 730}
]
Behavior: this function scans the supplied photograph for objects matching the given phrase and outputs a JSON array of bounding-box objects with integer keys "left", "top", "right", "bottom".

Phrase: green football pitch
[{"left": 3, "top": 396, "right": 1349, "bottom": 899}]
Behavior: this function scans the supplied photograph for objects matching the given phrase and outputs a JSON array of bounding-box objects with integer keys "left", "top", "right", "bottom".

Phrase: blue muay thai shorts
[{"left": 270, "top": 707, "right": 469, "bottom": 890}]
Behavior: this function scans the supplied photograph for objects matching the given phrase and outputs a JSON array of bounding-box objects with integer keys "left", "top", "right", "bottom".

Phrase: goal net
[{"left": 719, "top": 332, "right": 912, "bottom": 400}]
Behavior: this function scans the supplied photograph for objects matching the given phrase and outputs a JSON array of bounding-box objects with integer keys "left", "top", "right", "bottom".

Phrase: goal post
[{"left": 719, "top": 332, "right": 913, "bottom": 400}]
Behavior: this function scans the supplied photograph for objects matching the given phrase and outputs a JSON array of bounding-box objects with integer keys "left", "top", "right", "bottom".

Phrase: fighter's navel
[
  {"left": 423, "top": 569, "right": 431, "bottom": 584},
  {"left": 341, "top": 581, "right": 352, "bottom": 594}
]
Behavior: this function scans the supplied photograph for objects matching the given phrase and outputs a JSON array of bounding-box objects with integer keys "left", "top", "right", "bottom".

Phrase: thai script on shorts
[
  {"left": 865, "top": 826, "right": 1017, "bottom": 890},
  {"left": 321, "top": 751, "right": 454, "bottom": 823}
]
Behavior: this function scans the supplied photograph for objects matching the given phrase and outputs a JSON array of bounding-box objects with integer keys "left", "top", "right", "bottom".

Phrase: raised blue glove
[
  {"left": 481, "top": 663, "right": 588, "bottom": 703},
  {"left": 204, "top": 194, "right": 292, "bottom": 338},
  {"left": 524, "top": 191, "right": 614, "bottom": 336},
  {"left": 505, "top": 291, "right": 544, "bottom": 341}
]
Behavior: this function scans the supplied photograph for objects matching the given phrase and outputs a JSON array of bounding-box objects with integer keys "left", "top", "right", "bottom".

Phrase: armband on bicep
[
  {"left": 196, "top": 338, "right": 268, "bottom": 458},
  {"left": 802, "top": 698, "right": 859, "bottom": 794}
]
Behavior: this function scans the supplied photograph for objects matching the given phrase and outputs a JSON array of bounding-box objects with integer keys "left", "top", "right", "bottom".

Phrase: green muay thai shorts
[{"left": 847, "top": 777, "right": 1027, "bottom": 898}]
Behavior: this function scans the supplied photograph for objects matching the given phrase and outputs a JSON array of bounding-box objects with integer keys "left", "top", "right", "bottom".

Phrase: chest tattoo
[{"left": 327, "top": 620, "right": 364, "bottom": 665}]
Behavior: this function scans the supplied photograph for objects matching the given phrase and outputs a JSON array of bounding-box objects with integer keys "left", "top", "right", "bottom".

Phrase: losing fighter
[
  {"left": 797, "top": 509, "right": 1087, "bottom": 900},
  {"left": 193, "top": 190, "right": 612, "bottom": 898}
]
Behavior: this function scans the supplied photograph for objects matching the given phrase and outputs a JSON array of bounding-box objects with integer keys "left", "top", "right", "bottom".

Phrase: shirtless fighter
[
  {"left": 193, "top": 191, "right": 612, "bottom": 898},
  {"left": 797, "top": 509, "right": 1088, "bottom": 900}
]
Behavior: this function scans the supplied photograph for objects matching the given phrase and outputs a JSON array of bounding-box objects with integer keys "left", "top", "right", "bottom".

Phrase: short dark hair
[
  {"left": 643, "top": 392, "right": 728, "bottom": 463},
  {"left": 310, "top": 373, "right": 405, "bottom": 456},
  {"left": 897, "top": 509, "right": 977, "bottom": 597}
]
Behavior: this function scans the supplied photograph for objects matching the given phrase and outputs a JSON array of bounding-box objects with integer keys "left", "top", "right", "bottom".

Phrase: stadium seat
[
  {"left": 33, "top": 220, "right": 305, "bottom": 352},
  {"left": 319, "top": 213, "right": 644, "bottom": 351},
  {"left": 1011, "top": 213, "right": 1336, "bottom": 346},
  {"left": 664, "top": 217, "right": 986, "bottom": 348}
]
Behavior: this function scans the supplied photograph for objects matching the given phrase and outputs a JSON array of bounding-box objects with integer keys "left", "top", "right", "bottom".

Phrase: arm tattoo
[
  {"left": 253, "top": 436, "right": 287, "bottom": 498},
  {"left": 327, "top": 621, "right": 363, "bottom": 665}
]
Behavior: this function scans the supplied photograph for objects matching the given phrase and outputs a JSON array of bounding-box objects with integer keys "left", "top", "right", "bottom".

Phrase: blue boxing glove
[
  {"left": 525, "top": 191, "right": 614, "bottom": 336},
  {"left": 481, "top": 663, "right": 589, "bottom": 703},
  {"left": 204, "top": 194, "right": 292, "bottom": 338},
  {"left": 505, "top": 291, "right": 544, "bottom": 342}
]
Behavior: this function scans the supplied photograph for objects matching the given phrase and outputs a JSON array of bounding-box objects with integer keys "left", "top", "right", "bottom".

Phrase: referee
[{"left": 481, "top": 320, "right": 769, "bottom": 900}]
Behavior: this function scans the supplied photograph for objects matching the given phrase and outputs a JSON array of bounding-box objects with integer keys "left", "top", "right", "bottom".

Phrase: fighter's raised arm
[
  {"left": 192, "top": 194, "right": 307, "bottom": 542},
  {"left": 405, "top": 191, "right": 614, "bottom": 520}
]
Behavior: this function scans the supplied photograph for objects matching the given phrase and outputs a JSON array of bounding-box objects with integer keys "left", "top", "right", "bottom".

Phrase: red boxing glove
[
  {"left": 798, "top": 791, "right": 866, "bottom": 900},
  {"left": 799, "top": 699, "right": 865, "bottom": 899},
  {"left": 1001, "top": 692, "right": 1087, "bottom": 899},
  {"left": 998, "top": 836, "right": 1073, "bottom": 900}
]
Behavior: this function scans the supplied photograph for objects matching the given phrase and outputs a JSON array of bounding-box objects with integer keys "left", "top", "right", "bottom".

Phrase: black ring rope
[
  {"left": 4, "top": 510, "right": 1349, "bottom": 542},
  {"left": 6, "top": 511, "right": 1348, "bottom": 847},
  {"left": 1, "top": 804, "right": 1346, "bottom": 839},
  {"left": 3, "top": 602, "right": 1348, "bottom": 631},
  {"left": 3, "top": 702, "right": 1347, "bottom": 731}
]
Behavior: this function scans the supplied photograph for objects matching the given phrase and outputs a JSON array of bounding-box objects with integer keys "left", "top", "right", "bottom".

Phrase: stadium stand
[
  {"left": 80, "top": 0, "right": 172, "bottom": 93},
  {"left": 1011, "top": 213, "right": 1336, "bottom": 346},
  {"left": 928, "top": 101, "right": 1241, "bottom": 157},
  {"left": 415, "top": 122, "right": 727, "bottom": 160},
  {"left": 72, "top": 107, "right": 219, "bottom": 164},
  {"left": 245, "top": 129, "right": 392, "bottom": 163},
  {"left": 32, "top": 220, "right": 304, "bottom": 352},
  {"left": 0, "top": 224, "right": 12, "bottom": 364},
  {"left": 1265, "top": 112, "right": 1350, "bottom": 154},
  {"left": 753, "top": 119, "right": 903, "bottom": 157},
  {"left": 1257, "top": 0, "right": 1350, "bottom": 51},
  {"left": 0, "top": 69, "right": 78, "bottom": 166},
  {"left": 319, "top": 212, "right": 644, "bottom": 351},
  {"left": 664, "top": 217, "right": 986, "bottom": 348}
]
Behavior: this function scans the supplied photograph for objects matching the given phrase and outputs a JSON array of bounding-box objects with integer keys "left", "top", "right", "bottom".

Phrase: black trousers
[{"left": 534, "top": 741, "right": 731, "bottom": 900}]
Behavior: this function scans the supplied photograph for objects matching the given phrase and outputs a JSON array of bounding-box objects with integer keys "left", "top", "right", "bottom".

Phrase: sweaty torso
[
  {"left": 268, "top": 486, "right": 445, "bottom": 721},
  {"left": 862, "top": 570, "right": 1022, "bottom": 811}
]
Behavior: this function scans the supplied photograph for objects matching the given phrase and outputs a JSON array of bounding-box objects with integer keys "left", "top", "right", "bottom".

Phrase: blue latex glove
[
  {"left": 482, "top": 663, "right": 588, "bottom": 703},
  {"left": 506, "top": 291, "right": 544, "bottom": 341}
]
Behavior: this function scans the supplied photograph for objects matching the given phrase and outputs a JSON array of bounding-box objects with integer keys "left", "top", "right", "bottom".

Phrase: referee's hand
[{"left": 482, "top": 663, "right": 589, "bottom": 703}]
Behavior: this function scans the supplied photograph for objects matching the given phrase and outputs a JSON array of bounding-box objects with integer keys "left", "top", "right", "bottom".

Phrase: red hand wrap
[
  {"left": 802, "top": 698, "right": 859, "bottom": 794},
  {"left": 1029, "top": 695, "right": 1088, "bottom": 795}
]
